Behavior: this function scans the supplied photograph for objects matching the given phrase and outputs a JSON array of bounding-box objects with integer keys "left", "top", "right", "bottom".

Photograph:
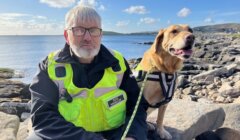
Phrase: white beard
[{"left": 70, "top": 44, "right": 100, "bottom": 59}]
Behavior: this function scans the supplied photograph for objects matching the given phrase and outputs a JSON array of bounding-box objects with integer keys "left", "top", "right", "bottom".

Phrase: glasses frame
[{"left": 67, "top": 26, "right": 102, "bottom": 37}]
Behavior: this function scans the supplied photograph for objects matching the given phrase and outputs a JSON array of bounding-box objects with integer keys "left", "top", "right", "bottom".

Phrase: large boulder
[
  {"left": 219, "top": 103, "right": 240, "bottom": 131},
  {"left": 17, "top": 118, "right": 30, "bottom": 140},
  {"left": 0, "top": 111, "right": 20, "bottom": 140},
  {"left": 147, "top": 99, "right": 225, "bottom": 140}
]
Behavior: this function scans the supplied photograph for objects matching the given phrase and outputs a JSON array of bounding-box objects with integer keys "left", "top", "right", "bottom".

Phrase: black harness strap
[{"left": 137, "top": 70, "right": 177, "bottom": 108}]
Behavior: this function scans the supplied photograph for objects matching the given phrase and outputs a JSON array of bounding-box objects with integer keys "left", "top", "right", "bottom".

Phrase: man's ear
[
  {"left": 151, "top": 29, "right": 165, "bottom": 53},
  {"left": 64, "top": 30, "right": 70, "bottom": 45}
]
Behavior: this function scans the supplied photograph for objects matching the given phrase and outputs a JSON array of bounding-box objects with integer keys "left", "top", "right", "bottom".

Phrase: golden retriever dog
[{"left": 136, "top": 24, "right": 195, "bottom": 139}]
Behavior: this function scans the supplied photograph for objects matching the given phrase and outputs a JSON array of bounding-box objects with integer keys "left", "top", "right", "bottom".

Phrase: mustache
[{"left": 79, "top": 41, "right": 92, "bottom": 45}]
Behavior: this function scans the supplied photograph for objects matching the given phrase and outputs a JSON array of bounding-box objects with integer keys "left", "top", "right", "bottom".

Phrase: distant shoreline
[{"left": 1, "top": 23, "right": 240, "bottom": 36}]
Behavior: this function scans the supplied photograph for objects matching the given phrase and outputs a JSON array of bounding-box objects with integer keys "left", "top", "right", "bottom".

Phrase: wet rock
[{"left": 0, "top": 102, "right": 31, "bottom": 117}]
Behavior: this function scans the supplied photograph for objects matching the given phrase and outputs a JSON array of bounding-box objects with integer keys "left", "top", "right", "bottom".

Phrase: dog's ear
[{"left": 151, "top": 29, "right": 165, "bottom": 53}]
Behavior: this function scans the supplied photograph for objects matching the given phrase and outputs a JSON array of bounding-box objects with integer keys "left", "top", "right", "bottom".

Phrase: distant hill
[
  {"left": 103, "top": 23, "right": 240, "bottom": 35},
  {"left": 127, "top": 31, "right": 157, "bottom": 35},
  {"left": 193, "top": 23, "right": 240, "bottom": 33},
  {"left": 103, "top": 31, "right": 123, "bottom": 35},
  {"left": 103, "top": 31, "right": 157, "bottom": 35}
]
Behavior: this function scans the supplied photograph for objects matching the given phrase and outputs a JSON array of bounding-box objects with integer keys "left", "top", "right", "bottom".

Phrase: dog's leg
[{"left": 156, "top": 104, "right": 172, "bottom": 139}]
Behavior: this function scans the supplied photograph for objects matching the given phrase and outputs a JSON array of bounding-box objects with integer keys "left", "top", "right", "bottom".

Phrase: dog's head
[{"left": 152, "top": 24, "right": 195, "bottom": 60}]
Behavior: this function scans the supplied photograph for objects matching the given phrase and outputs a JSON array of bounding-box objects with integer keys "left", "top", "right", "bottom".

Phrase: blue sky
[{"left": 0, "top": 0, "right": 240, "bottom": 35}]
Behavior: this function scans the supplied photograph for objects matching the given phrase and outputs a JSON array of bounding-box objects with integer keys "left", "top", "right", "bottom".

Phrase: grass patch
[
  {"left": 229, "top": 33, "right": 240, "bottom": 38},
  {"left": 0, "top": 68, "right": 14, "bottom": 73}
]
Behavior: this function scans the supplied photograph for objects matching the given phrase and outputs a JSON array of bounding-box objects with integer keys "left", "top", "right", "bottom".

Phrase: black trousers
[{"left": 26, "top": 126, "right": 146, "bottom": 140}]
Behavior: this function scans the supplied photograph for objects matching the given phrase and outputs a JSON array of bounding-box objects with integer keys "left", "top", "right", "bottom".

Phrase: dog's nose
[
  {"left": 185, "top": 34, "right": 195, "bottom": 45},
  {"left": 186, "top": 34, "right": 195, "bottom": 43}
]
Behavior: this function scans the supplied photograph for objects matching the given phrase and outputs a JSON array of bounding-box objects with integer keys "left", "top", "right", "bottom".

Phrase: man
[{"left": 27, "top": 5, "right": 148, "bottom": 140}]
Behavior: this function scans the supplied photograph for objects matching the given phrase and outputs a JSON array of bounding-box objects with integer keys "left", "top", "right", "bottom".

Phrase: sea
[{"left": 0, "top": 35, "right": 155, "bottom": 83}]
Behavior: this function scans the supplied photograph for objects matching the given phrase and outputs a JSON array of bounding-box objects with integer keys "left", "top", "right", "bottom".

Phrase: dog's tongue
[{"left": 175, "top": 49, "right": 193, "bottom": 55}]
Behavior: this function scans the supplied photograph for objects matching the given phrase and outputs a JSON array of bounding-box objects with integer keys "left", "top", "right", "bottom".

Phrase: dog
[{"left": 135, "top": 24, "right": 195, "bottom": 139}]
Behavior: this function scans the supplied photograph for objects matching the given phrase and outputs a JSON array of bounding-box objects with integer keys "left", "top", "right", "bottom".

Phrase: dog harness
[{"left": 137, "top": 70, "right": 177, "bottom": 108}]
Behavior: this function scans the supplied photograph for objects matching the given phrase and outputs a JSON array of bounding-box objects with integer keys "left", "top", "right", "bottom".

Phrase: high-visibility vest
[{"left": 47, "top": 49, "right": 127, "bottom": 132}]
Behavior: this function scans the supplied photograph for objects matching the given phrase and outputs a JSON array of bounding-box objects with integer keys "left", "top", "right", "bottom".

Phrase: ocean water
[{"left": 0, "top": 35, "right": 155, "bottom": 83}]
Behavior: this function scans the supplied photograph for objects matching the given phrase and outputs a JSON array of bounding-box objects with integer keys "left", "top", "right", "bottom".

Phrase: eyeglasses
[{"left": 68, "top": 26, "right": 102, "bottom": 37}]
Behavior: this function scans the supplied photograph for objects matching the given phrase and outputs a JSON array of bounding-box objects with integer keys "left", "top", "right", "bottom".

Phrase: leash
[
  {"left": 121, "top": 60, "right": 154, "bottom": 140},
  {"left": 120, "top": 70, "right": 149, "bottom": 140}
]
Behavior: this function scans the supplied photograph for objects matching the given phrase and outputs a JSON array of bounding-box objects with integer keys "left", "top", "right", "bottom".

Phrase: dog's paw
[{"left": 157, "top": 127, "right": 172, "bottom": 140}]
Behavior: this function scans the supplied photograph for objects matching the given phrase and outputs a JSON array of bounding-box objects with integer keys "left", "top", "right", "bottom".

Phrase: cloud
[
  {"left": 204, "top": 17, "right": 214, "bottom": 23},
  {"left": 40, "top": 0, "right": 76, "bottom": 8},
  {"left": 78, "top": 0, "right": 106, "bottom": 11},
  {"left": 0, "top": 13, "right": 47, "bottom": 21},
  {"left": 35, "top": 16, "right": 47, "bottom": 19},
  {"left": 139, "top": 17, "right": 157, "bottom": 24},
  {"left": 0, "top": 13, "right": 30, "bottom": 20},
  {"left": 78, "top": 0, "right": 96, "bottom": 7},
  {"left": 0, "top": 13, "right": 61, "bottom": 35},
  {"left": 98, "top": 5, "right": 105, "bottom": 11},
  {"left": 116, "top": 21, "right": 129, "bottom": 27},
  {"left": 177, "top": 7, "right": 191, "bottom": 17},
  {"left": 124, "top": 6, "right": 147, "bottom": 14}
]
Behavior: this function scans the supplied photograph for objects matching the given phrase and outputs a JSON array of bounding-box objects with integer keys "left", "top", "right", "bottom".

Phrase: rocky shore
[{"left": 0, "top": 32, "right": 240, "bottom": 140}]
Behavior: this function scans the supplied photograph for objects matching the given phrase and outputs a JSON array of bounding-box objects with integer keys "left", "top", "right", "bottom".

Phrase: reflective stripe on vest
[{"left": 47, "top": 49, "right": 127, "bottom": 132}]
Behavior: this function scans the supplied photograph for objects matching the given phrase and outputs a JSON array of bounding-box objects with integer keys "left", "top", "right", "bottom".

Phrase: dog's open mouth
[{"left": 169, "top": 47, "right": 193, "bottom": 59}]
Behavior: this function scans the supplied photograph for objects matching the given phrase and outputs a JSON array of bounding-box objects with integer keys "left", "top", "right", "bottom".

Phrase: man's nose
[{"left": 83, "top": 30, "right": 91, "bottom": 40}]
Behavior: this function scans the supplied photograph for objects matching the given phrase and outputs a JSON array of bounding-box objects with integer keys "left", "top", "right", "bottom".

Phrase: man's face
[{"left": 65, "top": 20, "right": 102, "bottom": 60}]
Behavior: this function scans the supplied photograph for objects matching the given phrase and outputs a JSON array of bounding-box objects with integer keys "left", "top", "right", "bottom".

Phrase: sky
[{"left": 0, "top": 0, "right": 240, "bottom": 35}]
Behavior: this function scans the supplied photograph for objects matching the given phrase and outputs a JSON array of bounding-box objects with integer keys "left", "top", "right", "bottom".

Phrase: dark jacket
[{"left": 30, "top": 43, "right": 148, "bottom": 140}]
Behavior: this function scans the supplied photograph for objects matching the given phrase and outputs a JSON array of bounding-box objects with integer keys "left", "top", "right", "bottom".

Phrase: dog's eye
[
  {"left": 188, "top": 28, "right": 193, "bottom": 33},
  {"left": 171, "top": 30, "right": 178, "bottom": 34}
]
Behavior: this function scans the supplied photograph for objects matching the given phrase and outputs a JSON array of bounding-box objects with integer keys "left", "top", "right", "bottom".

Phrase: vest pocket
[
  {"left": 58, "top": 98, "right": 83, "bottom": 123},
  {"left": 99, "top": 90, "right": 127, "bottom": 129}
]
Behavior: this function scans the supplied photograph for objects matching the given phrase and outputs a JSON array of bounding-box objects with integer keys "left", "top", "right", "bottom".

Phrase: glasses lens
[
  {"left": 72, "top": 27, "right": 85, "bottom": 36},
  {"left": 89, "top": 28, "right": 101, "bottom": 36}
]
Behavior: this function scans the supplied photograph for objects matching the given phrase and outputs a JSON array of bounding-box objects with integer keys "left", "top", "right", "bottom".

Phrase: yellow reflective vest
[{"left": 47, "top": 49, "right": 127, "bottom": 132}]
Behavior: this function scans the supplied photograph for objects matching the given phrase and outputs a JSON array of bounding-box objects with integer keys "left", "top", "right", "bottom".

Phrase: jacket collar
[{"left": 55, "top": 43, "right": 120, "bottom": 71}]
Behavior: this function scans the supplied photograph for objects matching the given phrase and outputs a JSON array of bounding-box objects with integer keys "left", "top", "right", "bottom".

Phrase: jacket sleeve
[
  {"left": 119, "top": 59, "right": 148, "bottom": 140},
  {"left": 29, "top": 57, "right": 104, "bottom": 140}
]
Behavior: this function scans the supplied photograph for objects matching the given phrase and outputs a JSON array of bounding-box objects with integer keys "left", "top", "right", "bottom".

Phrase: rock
[
  {"left": 17, "top": 118, "right": 30, "bottom": 140},
  {"left": 12, "top": 70, "right": 25, "bottom": 78},
  {"left": 215, "top": 127, "right": 240, "bottom": 140},
  {"left": 206, "top": 83, "right": 217, "bottom": 90},
  {"left": 0, "top": 68, "right": 14, "bottom": 79},
  {"left": 215, "top": 95, "right": 225, "bottom": 103},
  {"left": 0, "top": 79, "right": 26, "bottom": 98},
  {"left": 178, "top": 70, "right": 202, "bottom": 75},
  {"left": 0, "top": 102, "right": 31, "bottom": 117},
  {"left": 218, "top": 84, "right": 240, "bottom": 98},
  {"left": 177, "top": 75, "right": 189, "bottom": 88},
  {"left": 233, "top": 97, "right": 240, "bottom": 103},
  {"left": 194, "top": 50, "right": 206, "bottom": 58},
  {"left": 19, "top": 84, "right": 31, "bottom": 100},
  {"left": 0, "top": 68, "right": 24, "bottom": 79},
  {"left": 219, "top": 103, "right": 240, "bottom": 131},
  {"left": 147, "top": 99, "right": 225, "bottom": 140},
  {"left": 136, "top": 41, "right": 153, "bottom": 45},
  {"left": 182, "top": 87, "right": 192, "bottom": 95},
  {"left": 21, "top": 112, "right": 31, "bottom": 121},
  {"left": 192, "top": 67, "right": 227, "bottom": 81},
  {"left": 0, "top": 111, "right": 20, "bottom": 140}
]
